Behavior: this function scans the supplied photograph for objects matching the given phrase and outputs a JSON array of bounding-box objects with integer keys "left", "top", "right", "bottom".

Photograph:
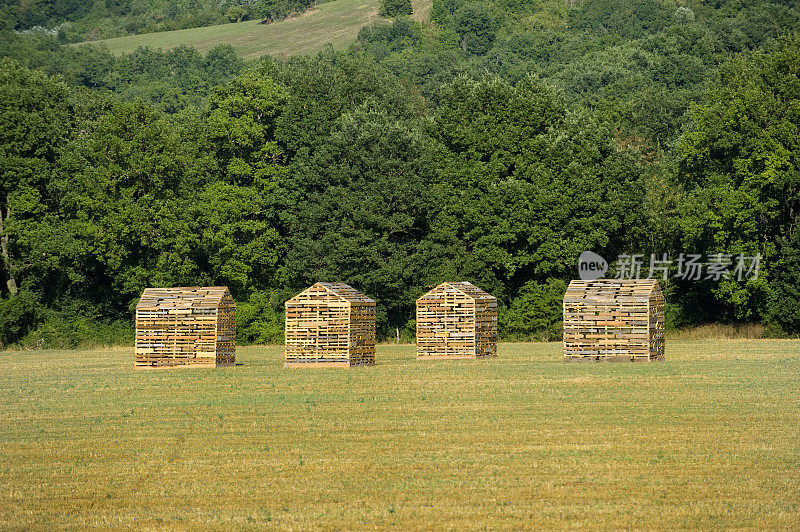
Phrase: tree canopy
[{"left": 1, "top": 0, "right": 799, "bottom": 346}]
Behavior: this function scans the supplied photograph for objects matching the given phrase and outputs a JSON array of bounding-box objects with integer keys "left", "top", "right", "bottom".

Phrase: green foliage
[
  {"left": 19, "top": 312, "right": 133, "bottom": 349},
  {"left": 0, "top": 57, "right": 72, "bottom": 168},
  {"left": 0, "top": 57, "right": 74, "bottom": 299},
  {"left": 567, "top": 0, "right": 674, "bottom": 39},
  {"left": 0, "top": 290, "right": 38, "bottom": 346},
  {"left": 195, "top": 181, "right": 284, "bottom": 296},
  {"left": 429, "top": 76, "right": 645, "bottom": 298},
  {"left": 225, "top": 5, "right": 250, "bottom": 23},
  {"left": 676, "top": 35, "right": 800, "bottom": 325},
  {"left": 379, "top": 0, "right": 413, "bottom": 18},
  {"left": 2, "top": 0, "right": 800, "bottom": 348},
  {"left": 236, "top": 290, "right": 286, "bottom": 344},
  {"left": 256, "top": 0, "right": 320, "bottom": 21},
  {"left": 273, "top": 52, "right": 425, "bottom": 154},
  {"left": 6, "top": 0, "right": 92, "bottom": 29},
  {"left": 499, "top": 279, "right": 566, "bottom": 341},
  {"left": 206, "top": 70, "right": 287, "bottom": 186},
  {"left": 357, "top": 17, "right": 420, "bottom": 59},
  {"left": 4, "top": 0, "right": 307, "bottom": 42},
  {"left": 198, "top": 71, "right": 289, "bottom": 295},
  {"left": 0, "top": 34, "right": 245, "bottom": 112},
  {"left": 765, "top": 231, "right": 800, "bottom": 336},
  {"left": 277, "top": 106, "right": 433, "bottom": 336},
  {"left": 52, "top": 98, "right": 209, "bottom": 309},
  {"left": 454, "top": 2, "right": 497, "bottom": 54}
]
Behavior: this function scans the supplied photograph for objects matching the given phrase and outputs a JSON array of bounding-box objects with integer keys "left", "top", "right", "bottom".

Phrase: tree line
[
  {"left": 1, "top": 0, "right": 321, "bottom": 42},
  {"left": 0, "top": 0, "right": 798, "bottom": 348}
]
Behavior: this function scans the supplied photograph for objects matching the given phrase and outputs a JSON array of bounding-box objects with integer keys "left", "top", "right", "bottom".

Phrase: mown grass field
[
  {"left": 1, "top": 340, "right": 799, "bottom": 529},
  {"left": 76, "top": 0, "right": 432, "bottom": 58}
]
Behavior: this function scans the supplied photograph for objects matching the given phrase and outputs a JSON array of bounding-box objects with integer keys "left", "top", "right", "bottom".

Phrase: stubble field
[{"left": 1, "top": 340, "right": 799, "bottom": 529}]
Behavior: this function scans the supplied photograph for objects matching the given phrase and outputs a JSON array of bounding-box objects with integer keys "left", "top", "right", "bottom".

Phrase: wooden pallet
[
  {"left": 563, "top": 279, "right": 665, "bottom": 362},
  {"left": 416, "top": 282, "right": 498, "bottom": 359},
  {"left": 135, "top": 287, "right": 236, "bottom": 368},
  {"left": 284, "top": 283, "right": 376, "bottom": 367}
]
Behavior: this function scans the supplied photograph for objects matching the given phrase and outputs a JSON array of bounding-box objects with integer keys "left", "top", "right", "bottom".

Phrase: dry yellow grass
[
  {"left": 669, "top": 322, "right": 766, "bottom": 340},
  {"left": 1, "top": 340, "right": 799, "bottom": 528}
]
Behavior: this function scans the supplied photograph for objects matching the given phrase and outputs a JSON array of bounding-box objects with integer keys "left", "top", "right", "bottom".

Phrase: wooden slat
[
  {"left": 134, "top": 287, "right": 236, "bottom": 368},
  {"left": 416, "top": 282, "right": 497, "bottom": 359},
  {"left": 284, "top": 283, "right": 376, "bottom": 367},
  {"left": 563, "top": 279, "right": 665, "bottom": 362}
]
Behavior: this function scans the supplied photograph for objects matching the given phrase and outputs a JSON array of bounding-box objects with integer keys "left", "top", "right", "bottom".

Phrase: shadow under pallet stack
[
  {"left": 563, "top": 279, "right": 665, "bottom": 362},
  {"left": 134, "top": 287, "right": 236, "bottom": 368},
  {"left": 416, "top": 281, "right": 498, "bottom": 359},
  {"left": 284, "top": 282, "right": 376, "bottom": 367}
]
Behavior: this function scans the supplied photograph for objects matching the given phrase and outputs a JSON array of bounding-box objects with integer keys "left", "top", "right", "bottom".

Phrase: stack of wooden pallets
[
  {"left": 284, "top": 282, "right": 376, "bottom": 367},
  {"left": 135, "top": 287, "right": 236, "bottom": 368},
  {"left": 563, "top": 279, "right": 665, "bottom": 361},
  {"left": 416, "top": 281, "right": 498, "bottom": 359}
]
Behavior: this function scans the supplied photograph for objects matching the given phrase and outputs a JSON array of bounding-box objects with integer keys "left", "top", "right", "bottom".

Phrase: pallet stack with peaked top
[
  {"left": 135, "top": 287, "right": 236, "bottom": 368},
  {"left": 284, "top": 282, "right": 376, "bottom": 367},
  {"left": 563, "top": 279, "right": 665, "bottom": 362},
  {"left": 416, "top": 281, "right": 498, "bottom": 359}
]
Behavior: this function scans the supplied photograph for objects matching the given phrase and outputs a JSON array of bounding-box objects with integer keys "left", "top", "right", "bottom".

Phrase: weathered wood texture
[
  {"left": 135, "top": 287, "right": 236, "bottom": 368},
  {"left": 563, "top": 279, "right": 665, "bottom": 362},
  {"left": 284, "top": 282, "right": 376, "bottom": 367},
  {"left": 416, "top": 282, "right": 498, "bottom": 359}
]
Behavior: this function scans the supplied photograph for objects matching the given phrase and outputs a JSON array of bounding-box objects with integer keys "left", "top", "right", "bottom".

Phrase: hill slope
[{"left": 77, "top": 0, "right": 431, "bottom": 58}]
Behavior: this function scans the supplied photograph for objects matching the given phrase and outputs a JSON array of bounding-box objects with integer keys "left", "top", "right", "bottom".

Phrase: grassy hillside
[
  {"left": 77, "top": 0, "right": 432, "bottom": 58},
  {"left": 2, "top": 340, "right": 799, "bottom": 528}
]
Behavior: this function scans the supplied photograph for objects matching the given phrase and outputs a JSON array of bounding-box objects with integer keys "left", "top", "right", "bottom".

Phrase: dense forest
[{"left": 1, "top": 0, "right": 799, "bottom": 348}]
